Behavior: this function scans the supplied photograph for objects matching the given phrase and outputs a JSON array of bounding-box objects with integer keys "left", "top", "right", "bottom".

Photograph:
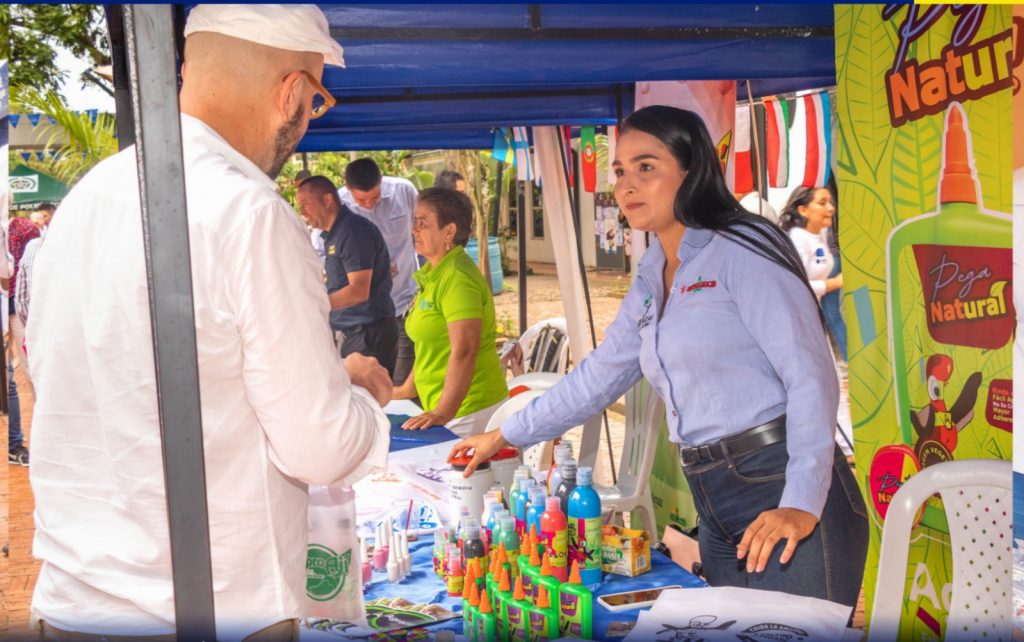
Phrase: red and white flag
[
  {"left": 606, "top": 125, "right": 618, "bottom": 185},
  {"left": 764, "top": 97, "right": 789, "bottom": 188},
  {"left": 733, "top": 105, "right": 754, "bottom": 194},
  {"left": 801, "top": 91, "right": 832, "bottom": 187}
]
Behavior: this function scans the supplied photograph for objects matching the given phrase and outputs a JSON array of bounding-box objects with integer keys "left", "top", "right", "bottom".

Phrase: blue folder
[{"left": 388, "top": 414, "right": 460, "bottom": 452}]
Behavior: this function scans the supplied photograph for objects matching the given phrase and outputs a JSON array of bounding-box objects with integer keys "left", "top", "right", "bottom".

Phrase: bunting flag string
[
  {"left": 20, "top": 152, "right": 31, "bottom": 162},
  {"left": 763, "top": 97, "right": 790, "bottom": 188},
  {"left": 46, "top": 115, "right": 57, "bottom": 126},
  {"left": 580, "top": 125, "right": 596, "bottom": 192},
  {"left": 491, "top": 127, "right": 515, "bottom": 164},
  {"left": 27, "top": 113, "right": 41, "bottom": 127},
  {"left": 562, "top": 125, "right": 574, "bottom": 188},
  {"left": 606, "top": 125, "right": 618, "bottom": 185},
  {"left": 512, "top": 127, "right": 532, "bottom": 181},
  {"left": 9, "top": 114, "right": 20, "bottom": 128},
  {"left": 801, "top": 91, "right": 831, "bottom": 187},
  {"left": 733, "top": 106, "right": 753, "bottom": 194}
]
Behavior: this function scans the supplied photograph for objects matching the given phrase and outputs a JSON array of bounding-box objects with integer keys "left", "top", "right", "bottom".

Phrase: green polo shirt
[{"left": 406, "top": 246, "right": 508, "bottom": 417}]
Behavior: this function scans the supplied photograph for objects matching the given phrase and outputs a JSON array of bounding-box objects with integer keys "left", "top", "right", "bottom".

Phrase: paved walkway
[{"left": 2, "top": 363, "right": 39, "bottom": 639}]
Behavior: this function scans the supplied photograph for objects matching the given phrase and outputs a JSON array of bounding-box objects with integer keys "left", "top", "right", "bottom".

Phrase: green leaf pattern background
[{"left": 836, "top": 5, "right": 1013, "bottom": 638}]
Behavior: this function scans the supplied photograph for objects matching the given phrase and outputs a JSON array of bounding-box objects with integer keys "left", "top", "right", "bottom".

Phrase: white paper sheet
[{"left": 624, "top": 586, "right": 852, "bottom": 642}]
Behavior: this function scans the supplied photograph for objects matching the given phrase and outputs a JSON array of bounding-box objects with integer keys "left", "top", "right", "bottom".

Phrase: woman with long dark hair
[{"left": 449, "top": 106, "right": 867, "bottom": 606}]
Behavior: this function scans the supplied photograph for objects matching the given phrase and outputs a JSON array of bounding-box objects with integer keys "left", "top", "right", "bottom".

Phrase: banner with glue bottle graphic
[{"left": 836, "top": 5, "right": 1013, "bottom": 639}]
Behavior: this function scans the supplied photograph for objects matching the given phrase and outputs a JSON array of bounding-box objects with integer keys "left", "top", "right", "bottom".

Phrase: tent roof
[
  {"left": 9, "top": 163, "right": 70, "bottom": 209},
  {"left": 300, "top": 3, "right": 835, "bottom": 151}
]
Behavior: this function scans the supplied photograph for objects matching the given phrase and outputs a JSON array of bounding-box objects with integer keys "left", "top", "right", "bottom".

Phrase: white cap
[{"left": 184, "top": 4, "right": 345, "bottom": 68}]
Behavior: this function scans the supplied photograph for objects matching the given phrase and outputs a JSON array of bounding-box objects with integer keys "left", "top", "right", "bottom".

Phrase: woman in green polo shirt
[{"left": 394, "top": 188, "right": 508, "bottom": 436}]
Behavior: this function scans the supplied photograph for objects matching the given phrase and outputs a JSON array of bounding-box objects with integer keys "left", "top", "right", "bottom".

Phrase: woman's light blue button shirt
[{"left": 501, "top": 227, "right": 839, "bottom": 518}]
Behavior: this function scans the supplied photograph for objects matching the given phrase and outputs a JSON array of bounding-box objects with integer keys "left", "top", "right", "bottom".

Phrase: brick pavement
[{"left": 2, "top": 363, "right": 40, "bottom": 639}]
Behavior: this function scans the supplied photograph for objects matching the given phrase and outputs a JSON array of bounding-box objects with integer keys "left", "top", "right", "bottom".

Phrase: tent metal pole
[
  {"left": 517, "top": 181, "right": 527, "bottom": 335},
  {"left": 554, "top": 127, "right": 617, "bottom": 484},
  {"left": 105, "top": 4, "right": 135, "bottom": 150},
  {"left": 124, "top": 5, "right": 217, "bottom": 640}
]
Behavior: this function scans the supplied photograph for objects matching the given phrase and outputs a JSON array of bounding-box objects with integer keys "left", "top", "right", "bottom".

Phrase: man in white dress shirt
[{"left": 25, "top": 5, "right": 391, "bottom": 641}]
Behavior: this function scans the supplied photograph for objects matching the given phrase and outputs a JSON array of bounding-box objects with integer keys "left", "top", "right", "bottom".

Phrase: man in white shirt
[
  {"left": 339, "top": 158, "right": 419, "bottom": 385},
  {"left": 26, "top": 5, "right": 391, "bottom": 641}
]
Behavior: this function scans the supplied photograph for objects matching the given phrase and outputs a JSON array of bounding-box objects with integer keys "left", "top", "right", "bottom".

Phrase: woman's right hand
[{"left": 448, "top": 430, "right": 510, "bottom": 477}]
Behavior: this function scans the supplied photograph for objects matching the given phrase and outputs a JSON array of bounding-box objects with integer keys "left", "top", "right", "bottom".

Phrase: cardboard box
[{"left": 600, "top": 525, "right": 651, "bottom": 577}]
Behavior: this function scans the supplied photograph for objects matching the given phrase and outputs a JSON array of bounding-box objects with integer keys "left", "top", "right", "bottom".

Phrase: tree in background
[
  {"left": 9, "top": 4, "right": 111, "bottom": 98},
  {"left": 10, "top": 87, "right": 117, "bottom": 185},
  {"left": 443, "top": 150, "right": 501, "bottom": 280}
]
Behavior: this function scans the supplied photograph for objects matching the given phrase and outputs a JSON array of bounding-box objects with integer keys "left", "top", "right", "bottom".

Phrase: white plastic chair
[
  {"left": 507, "top": 371, "right": 563, "bottom": 395},
  {"left": 593, "top": 381, "right": 662, "bottom": 539},
  {"left": 506, "top": 317, "right": 570, "bottom": 375},
  {"left": 868, "top": 459, "right": 1011, "bottom": 642}
]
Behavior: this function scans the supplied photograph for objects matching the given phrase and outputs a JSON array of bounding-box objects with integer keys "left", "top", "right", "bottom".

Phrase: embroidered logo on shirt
[
  {"left": 327, "top": 245, "right": 336, "bottom": 256},
  {"left": 814, "top": 247, "right": 827, "bottom": 264},
  {"left": 637, "top": 294, "right": 655, "bottom": 330},
  {"left": 419, "top": 299, "right": 435, "bottom": 311},
  {"left": 679, "top": 275, "right": 718, "bottom": 295}
]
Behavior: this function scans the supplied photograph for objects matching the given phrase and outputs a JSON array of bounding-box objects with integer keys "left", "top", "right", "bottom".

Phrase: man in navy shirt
[{"left": 296, "top": 176, "right": 398, "bottom": 375}]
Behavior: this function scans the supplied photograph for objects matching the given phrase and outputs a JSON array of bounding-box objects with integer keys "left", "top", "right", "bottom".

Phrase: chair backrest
[
  {"left": 868, "top": 459, "right": 1011, "bottom": 642},
  {"left": 613, "top": 380, "right": 664, "bottom": 495},
  {"left": 507, "top": 372, "right": 563, "bottom": 397},
  {"left": 485, "top": 390, "right": 545, "bottom": 434},
  {"left": 519, "top": 317, "right": 570, "bottom": 374}
]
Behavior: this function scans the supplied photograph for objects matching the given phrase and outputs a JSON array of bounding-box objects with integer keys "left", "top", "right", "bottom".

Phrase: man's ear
[{"left": 276, "top": 71, "right": 303, "bottom": 120}]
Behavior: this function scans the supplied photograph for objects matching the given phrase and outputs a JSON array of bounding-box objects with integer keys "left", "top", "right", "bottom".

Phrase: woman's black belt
[{"left": 679, "top": 414, "right": 787, "bottom": 467}]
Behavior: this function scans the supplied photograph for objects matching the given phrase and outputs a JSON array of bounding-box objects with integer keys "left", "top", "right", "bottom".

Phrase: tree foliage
[
  {"left": 10, "top": 4, "right": 111, "bottom": 97},
  {"left": 11, "top": 87, "right": 117, "bottom": 185}
]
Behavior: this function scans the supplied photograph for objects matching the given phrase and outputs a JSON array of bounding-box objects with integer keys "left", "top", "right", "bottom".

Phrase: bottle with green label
[
  {"left": 477, "top": 588, "right": 499, "bottom": 642},
  {"left": 516, "top": 539, "right": 535, "bottom": 605},
  {"left": 504, "top": 574, "right": 532, "bottom": 642},
  {"left": 558, "top": 561, "right": 593, "bottom": 639},
  {"left": 528, "top": 584, "right": 560, "bottom": 642},
  {"left": 534, "top": 552, "right": 560, "bottom": 610},
  {"left": 520, "top": 537, "right": 542, "bottom": 605},
  {"left": 494, "top": 565, "right": 513, "bottom": 642},
  {"left": 884, "top": 102, "right": 1013, "bottom": 530},
  {"left": 567, "top": 466, "right": 602, "bottom": 585}
]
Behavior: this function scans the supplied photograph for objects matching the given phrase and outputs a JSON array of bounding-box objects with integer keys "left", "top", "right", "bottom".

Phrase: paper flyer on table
[{"left": 623, "top": 587, "right": 852, "bottom": 642}]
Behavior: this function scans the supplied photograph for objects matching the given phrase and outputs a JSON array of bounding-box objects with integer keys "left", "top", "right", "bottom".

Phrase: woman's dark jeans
[{"left": 682, "top": 440, "right": 868, "bottom": 607}]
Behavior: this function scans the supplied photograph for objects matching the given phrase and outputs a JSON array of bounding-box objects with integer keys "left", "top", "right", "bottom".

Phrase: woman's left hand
[
  {"left": 402, "top": 409, "right": 453, "bottom": 430},
  {"left": 736, "top": 508, "right": 818, "bottom": 573}
]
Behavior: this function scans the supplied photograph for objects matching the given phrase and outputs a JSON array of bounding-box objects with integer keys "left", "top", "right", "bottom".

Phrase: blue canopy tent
[
  {"left": 302, "top": 4, "right": 836, "bottom": 150},
  {"left": 104, "top": 5, "right": 838, "bottom": 638}
]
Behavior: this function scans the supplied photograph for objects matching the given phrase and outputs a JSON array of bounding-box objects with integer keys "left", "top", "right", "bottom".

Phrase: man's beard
[{"left": 266, "top": 103, "right": 305, "bottom": 180}]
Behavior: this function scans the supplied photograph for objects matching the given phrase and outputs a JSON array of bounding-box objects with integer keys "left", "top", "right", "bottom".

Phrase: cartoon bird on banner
[{"left": 910, "top": 354, "right": 982, "bottom": 467}]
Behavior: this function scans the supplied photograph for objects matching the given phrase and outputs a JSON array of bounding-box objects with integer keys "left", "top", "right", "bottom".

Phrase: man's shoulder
[{"left": 382, "top": 176, "right": 417, "bottom": 196}]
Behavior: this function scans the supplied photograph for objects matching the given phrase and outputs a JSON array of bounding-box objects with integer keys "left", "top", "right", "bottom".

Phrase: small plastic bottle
[{"left": 554, "top": 461, "right": 577, "bottom": 515}]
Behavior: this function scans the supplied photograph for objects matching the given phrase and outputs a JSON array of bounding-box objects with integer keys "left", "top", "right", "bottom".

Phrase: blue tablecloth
[
  {"left": 364, "top": 538, "right": 706, "bottom": 640},
  {"left": 387, "top": 415, "right": 459, "bottom": 453}
]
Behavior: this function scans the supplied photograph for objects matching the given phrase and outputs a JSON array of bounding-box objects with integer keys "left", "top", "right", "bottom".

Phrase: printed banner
[{"left": 836, "top": 5, "right": 1014, "bottom": 639}]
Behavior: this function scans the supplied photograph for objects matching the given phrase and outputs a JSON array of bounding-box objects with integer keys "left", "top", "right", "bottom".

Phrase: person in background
[
  {"left": 25, "top": 5, "right": 391, "bottom": 639},
  {"left": 6, "top": 213, "right": 38, "bottom": 467},
  {"left": 340, "top": 158, "right": 419, "bottom": 385},
  {"left": 1, "top": 217, "right": 26, "bottom": 467},
  {"left": 450, "top": 106, "right": 867, "bottom": 608},
  {"left": 778, "top": 186, "right": 843, "bottom": 303},
  {"left": 434, "top": 169, "right": 466, "bottom": 192},
  {"left": 822, "top": 179, "right": 847, "bottom": 363},
  {"left": 296, "top": 175, "right": 397, "bottom": 375},
  {"left": 29, "top": 202, "right": 56, "bottom": 237},
  {"left": 394, "top": 188, "right": 508, "bottom": 436}
]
